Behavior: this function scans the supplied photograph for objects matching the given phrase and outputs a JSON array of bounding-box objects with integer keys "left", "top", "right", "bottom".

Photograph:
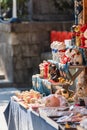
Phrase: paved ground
[{"left": 0, "top": 87, "right": 24, "bottom": 130}]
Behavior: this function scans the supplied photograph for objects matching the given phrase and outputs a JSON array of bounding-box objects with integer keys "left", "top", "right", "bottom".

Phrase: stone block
[
  {"left": 17, "top": 33, "right": 28, "bottom": 44},
  {"left": 13, "top": 56, "right": 23, "bottom": 69},
  {"left": 13, "top": 70, "right": 24, "bottom": 83},
  {"left": 31, "top": 32, "right": 42, "bottom": 43},
  {"left": 13, "top": 45, "right": 22, "bottom": 56},
  {"left": 32, "top": 56, "right": 40, "bottom": 64},
  {"left": 41, "top": 52, "right": 52, "bottom": 61},
  {"left": 22, "top": 68, "right": 33, "bottom": 84},
  {"left": 40, "top": 41, "right": 51, "bottom": 52},
  {"left": 21, "top": 44, "right": 40, "bottom": 57},
  {"left": 22, "top": 58, "right": 32, "bottom": 68}
]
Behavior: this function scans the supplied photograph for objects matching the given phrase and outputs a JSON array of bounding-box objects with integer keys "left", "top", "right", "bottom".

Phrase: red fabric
[
  {"left": 50, "top": 31, "right": 73, "bottom": 43},
  {"left": 50, "top": 31, "right": 58, "bottom": 42},
  {"left": 56, "top": 31, "right": 62, "bottom": 42},
  {"left": 67, "top": 32, "right": 73, "bottom": 39},
  {"left": 61, "top": 31, "right": 68, "bottom": 42}
]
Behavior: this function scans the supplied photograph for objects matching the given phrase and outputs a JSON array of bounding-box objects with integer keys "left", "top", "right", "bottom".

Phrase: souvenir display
[{"left": 10, "top": 1, "right": 87, "bottom": 129}]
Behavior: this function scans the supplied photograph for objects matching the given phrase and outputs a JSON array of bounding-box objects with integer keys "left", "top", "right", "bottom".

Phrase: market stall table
[{"left": 4, "top": 99, "right": 59, "bottom": 130}]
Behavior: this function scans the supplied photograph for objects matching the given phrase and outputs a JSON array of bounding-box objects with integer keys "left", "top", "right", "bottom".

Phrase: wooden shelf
[
  {"left": 67, "top": 65, "right": 87, "bottom": 81},
  {"left": 69, "top": 65, "right": 87, "bottom": 69}
]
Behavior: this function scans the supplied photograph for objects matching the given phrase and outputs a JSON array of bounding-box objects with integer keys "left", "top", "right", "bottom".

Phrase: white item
[
  {"left": 64, "top": 39, "right": 72, "bottom": 48},
  {"left": 12, "top": 0, "right": 17, "bottom": 18}
]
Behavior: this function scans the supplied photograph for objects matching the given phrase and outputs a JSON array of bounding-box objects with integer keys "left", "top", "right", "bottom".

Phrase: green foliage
[
  {"left": 1, "top": 0, "right": 12, "bottom": 9},
  {"left": 0, "top": 0, "right": 29, "bottom": 20}
]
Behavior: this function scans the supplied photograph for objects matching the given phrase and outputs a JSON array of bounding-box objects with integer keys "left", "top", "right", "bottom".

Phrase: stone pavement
[{"left": 0, "top": 87, "right": 24, "bottom": 130}]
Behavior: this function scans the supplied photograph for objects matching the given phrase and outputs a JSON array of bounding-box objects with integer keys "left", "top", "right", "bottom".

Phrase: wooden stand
[
  {"left": 68, "top": 65, "right": 87, "bottom": 81},
  {"left": 83, "top": 0, "right": 87, "bottom": 24}
]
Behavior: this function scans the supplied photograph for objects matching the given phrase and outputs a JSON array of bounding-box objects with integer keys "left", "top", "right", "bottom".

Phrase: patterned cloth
[{"left": 32, "top": 75, "right": 52, "bottom": 96}]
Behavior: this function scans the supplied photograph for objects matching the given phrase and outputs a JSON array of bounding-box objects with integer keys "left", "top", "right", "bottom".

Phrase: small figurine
[
  {"left": 55, "top": 85, "right": 74, "bottom": 101},
  {"left": 65, "top": 48, "right": 83, "bottom": 65},
  {"left": 49, "top": 63, "right": 60, "bottom": 82}
]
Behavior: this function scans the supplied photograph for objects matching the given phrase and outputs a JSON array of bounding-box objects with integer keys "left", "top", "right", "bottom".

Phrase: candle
[{"left": 12, "top": 0, "right": 17, "bottom": 18}]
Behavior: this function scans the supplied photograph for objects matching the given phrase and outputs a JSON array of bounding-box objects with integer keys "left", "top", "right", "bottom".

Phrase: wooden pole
[
  {"left": 74, "top": 0, "right": 83, "bottom": 25},
  {"left": 12, "top": 0, "right": 17, "bottom": 18},
  {"left": 83, "top": 0, "right": 87, "bottom": 24}
]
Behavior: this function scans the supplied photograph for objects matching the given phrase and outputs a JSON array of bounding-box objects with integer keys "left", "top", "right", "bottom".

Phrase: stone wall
[
  {"left": 28, "top": 0, "right": 74, "bottom": 21},
  {"left": 0, "top": 21, "right": 73, "bottom": 88}
]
